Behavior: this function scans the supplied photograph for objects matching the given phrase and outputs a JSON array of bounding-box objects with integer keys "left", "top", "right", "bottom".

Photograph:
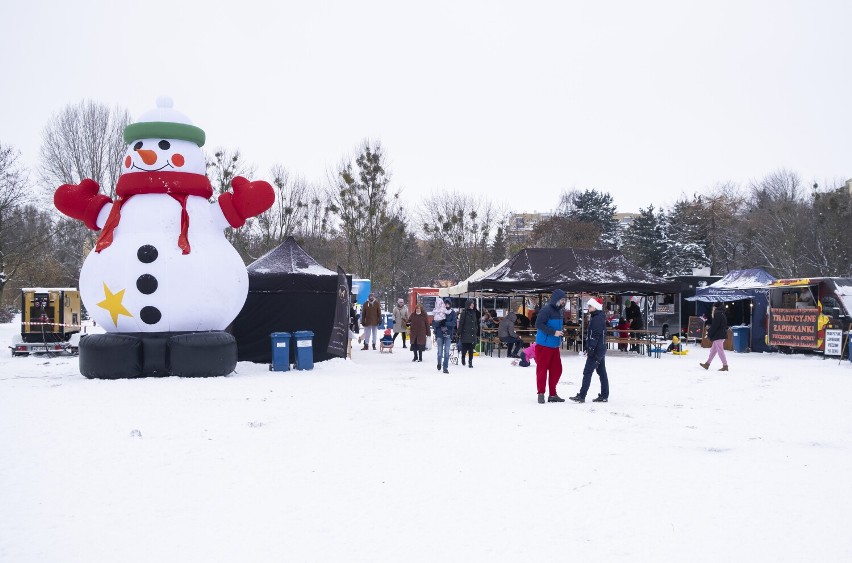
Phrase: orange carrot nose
[{"left": 136, "top": 149, "right": 158, "bottom": 165}]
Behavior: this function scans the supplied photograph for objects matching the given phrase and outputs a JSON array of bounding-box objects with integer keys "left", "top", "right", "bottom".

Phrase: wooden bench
[{"left": 606, "top": 338, "right": 661, "bottom": 358}]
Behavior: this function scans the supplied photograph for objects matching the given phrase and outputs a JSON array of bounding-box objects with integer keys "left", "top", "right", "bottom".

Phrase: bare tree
[
  {"left": 206, "top": 148, "right": 256, "bottom": 196},
  {"left": 741, "top": 170, "right": 811, "bottom": 277},
  {"left": 0, "top": 144, "right": 53, "bottom": 305},
  {"left": 698, "top": 183, "right": 746, "bottom": 274},
  {"left": 328, "top": 139, "right": 402, "bottom": 281},
  {"left": 205, "top": 148, "right": 257, "bottom": 260},
  {"left": 417, "top": 191, "right": 507, "bottom": 281},
  {"left": 806, "top": 179, "right": 852, "bottom": 276},
  {"left": 39, "top": 100, "right": 130, "bottom": 200}
]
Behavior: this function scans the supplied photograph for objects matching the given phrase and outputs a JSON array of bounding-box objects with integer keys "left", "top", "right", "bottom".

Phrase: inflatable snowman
[{"left": 54, "top": 97, "right": 274, "bottom": 378}]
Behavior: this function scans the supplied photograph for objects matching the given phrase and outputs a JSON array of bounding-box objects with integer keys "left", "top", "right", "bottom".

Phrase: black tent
[
  {"left": 467, "top": 248, "right": 682, "bottom": 295},
  {"left": 232, "top": 237, "right": 351, "bottom": 364}
]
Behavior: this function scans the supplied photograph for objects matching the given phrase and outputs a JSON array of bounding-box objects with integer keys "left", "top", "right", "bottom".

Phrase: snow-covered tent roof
[
  {"left": 686, "top": 268, "right": 777, "bottom": 302},
  {"left": 246, "top": 236, "right": 336, "bottom": 292},
  {"left": 467, "top": 248, "right": 681, "bottom": 295},
  {"left": 438, "top": 259, "right": 510, "bottom": 297}
]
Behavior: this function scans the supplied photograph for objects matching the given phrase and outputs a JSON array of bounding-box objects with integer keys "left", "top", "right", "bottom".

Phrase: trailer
[{"left": 11, "top": 288, "right": 82, "bottom": 356}]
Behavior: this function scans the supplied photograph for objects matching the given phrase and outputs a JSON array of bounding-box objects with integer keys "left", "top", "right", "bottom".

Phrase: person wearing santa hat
[{"left": 571, "top": 297, "right": 609, "bottom": 403}]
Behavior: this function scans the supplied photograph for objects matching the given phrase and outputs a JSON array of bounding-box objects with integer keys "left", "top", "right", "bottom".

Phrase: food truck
[{"left": 766, "top": 277, "right": 852, "bottom": 352}]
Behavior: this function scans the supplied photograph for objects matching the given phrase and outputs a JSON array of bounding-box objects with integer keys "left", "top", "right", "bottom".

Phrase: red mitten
[
  {"left": 218, "top": 176, "right": 275, "bottom": 228},
  {"left": 54, "top": 179, "right": 112, "bottom": 230}
]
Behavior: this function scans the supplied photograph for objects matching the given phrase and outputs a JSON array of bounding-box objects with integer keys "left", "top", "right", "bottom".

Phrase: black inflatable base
[{"left": 78, "top": 331, "right": 238, "bottom": 379}]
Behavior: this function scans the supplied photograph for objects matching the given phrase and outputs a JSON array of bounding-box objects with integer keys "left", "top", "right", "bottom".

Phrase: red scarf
[{"left": 95, "top": 172, "right": 213, "bottom": 255}]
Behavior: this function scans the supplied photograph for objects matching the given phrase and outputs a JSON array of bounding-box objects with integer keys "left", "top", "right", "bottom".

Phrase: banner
[
  {"left": 768, "top": 308, "right": 818, "bottom": 348},
  {"left": 326, "top": 266, "right": 350, "bottom": 358}
]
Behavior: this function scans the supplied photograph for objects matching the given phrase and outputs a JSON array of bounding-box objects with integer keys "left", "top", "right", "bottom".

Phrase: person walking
[
  {"left": 432, "top": 298, "right": 457, "bottom": 373},
  {"left": 392, "top": 298, "right": 410, "bottom": 348},
  {"left": 534, "top": 289, "right": 567, "bottom": 403},
  {"left": 408, "top": 303, "right": 430, "bottom": 362},
  {"left": 700, "top": 304, "right": 729, "bottom": 371},
  {"left": 498, "top": 311, "right": 523, "bottom": 358},
  {"left": 360, "top": 293, "right": 381, "bottom": 350},
  {"left": 457, "top": 298, "right": 479, "bottom": 368},
  {"left": 570, "top": 297, "right": 609, "bottom": 403}
]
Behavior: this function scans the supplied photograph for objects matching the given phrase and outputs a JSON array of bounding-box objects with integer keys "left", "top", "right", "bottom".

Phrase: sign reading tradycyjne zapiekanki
[{"left": 768, "top": 308, "right": 818, "bottom": 348}]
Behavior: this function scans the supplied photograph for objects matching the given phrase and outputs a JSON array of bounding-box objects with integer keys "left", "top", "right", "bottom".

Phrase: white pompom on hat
[{"left": 587, "top": 298, "right": 603, "bottom": 310}]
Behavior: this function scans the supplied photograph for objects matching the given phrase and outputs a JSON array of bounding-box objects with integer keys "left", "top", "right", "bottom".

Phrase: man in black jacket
[{"left": 571, "top": 297, "right": 609, "bottom": 403}]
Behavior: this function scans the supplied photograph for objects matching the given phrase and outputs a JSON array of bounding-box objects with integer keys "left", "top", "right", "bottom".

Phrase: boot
[
  {"left": 461, "top": 356, "right": 465, "bottom": 365},
  {"left": 468, "top": 361, "right": 473, "bottom": 368},
  {"left": 412, "top": 354, "right": 417, "bottom": 362},
  {"left": 418, "top": 351, "right": 423, "bottom": 362},
  {"left": 372, "top": 343, "right": 376, "bottom": 350},
  {"left": 569, "top": 394, "right": 585, "bottom": 403},
  {"left": 361, "top": 343, "right": 368, "bottom": 350},
  {"left": 437, "top": 363, "right": 441, "bottom": 370},
  {"left": 548, "top": 395, "right": 565, "bottom": 403},
  {"left": 699, "top": 362, "right": 709, "bottom": 370},
  {"left": 443, "top": 368, "right": 449, "bottom": 374},
  {"left": 537, "top": 393, "right": 545, "bottom": 404},
  {"left": 592, "top": 394, "right": 608, "bottom": 402},
  {"left": 719, "top": 365, "right": 729, "bottom": 372}
]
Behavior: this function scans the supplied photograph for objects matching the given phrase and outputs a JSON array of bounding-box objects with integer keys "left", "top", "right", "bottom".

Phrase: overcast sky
[{"left": 2, "top": 0, "right": 850, "bottom": 214}]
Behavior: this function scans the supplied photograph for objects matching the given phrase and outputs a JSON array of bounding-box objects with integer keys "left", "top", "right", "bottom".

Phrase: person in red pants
[{"left": 534, "top": 289, "right": 567, "bottom": 403}]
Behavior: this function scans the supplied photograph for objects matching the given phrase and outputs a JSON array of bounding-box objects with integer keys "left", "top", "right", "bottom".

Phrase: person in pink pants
[{"left": 700, "top": 305, "right": 729, "bottom": 371}]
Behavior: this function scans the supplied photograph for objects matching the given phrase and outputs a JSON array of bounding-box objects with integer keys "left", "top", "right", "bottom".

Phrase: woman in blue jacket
[
  {"left": 571, "top": 297, "right": 609, "bottom": 403},
  {"left": 534, "top": 289, "right": 567, "bottom": 403}
]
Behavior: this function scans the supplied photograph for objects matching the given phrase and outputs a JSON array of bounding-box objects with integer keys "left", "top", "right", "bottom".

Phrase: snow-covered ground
[{"left": 2, "top": 318, "right": 851, "bottom": 562}]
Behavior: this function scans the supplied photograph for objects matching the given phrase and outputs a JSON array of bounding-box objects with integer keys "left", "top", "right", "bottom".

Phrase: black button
[
  {"left": 137, "top": 245, "right": 158, "bottom": 263},
  {"left": 136, "top": 274, "right": 158, "bottom": 295},
  {"left": 140, "top": 306, "right": 161, "bottom": 325}
]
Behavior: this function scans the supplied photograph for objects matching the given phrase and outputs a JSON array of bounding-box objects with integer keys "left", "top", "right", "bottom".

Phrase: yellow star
[{"left": 97, "top": 283, "right": 133, "bottom": 327}]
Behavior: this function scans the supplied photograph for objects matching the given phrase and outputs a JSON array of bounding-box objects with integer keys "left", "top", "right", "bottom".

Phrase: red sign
[{"left": 768, "top": 308, "right": 819, "bottom": 348}]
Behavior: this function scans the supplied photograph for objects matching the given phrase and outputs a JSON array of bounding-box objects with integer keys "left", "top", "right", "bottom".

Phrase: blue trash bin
[
  {"left": 294, "top": 330, "right": 315, "bottom": 370},
  {"left": 731, "top": 326, "right": 749, "bottom": 353},
  {"left": 270, "top": 332, "right": 291, "bottom": 371}
]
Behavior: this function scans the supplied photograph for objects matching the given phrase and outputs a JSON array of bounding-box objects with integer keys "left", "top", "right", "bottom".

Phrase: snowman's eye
[
  {"left": 133, "top": 141, "right": 143, "bottom": 150},
  {"left": 158, "top": 140, "right": 171, "bottom": 150}
]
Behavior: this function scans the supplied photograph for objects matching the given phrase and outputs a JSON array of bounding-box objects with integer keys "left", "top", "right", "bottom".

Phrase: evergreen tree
[
  {"left": 663, "top": 197, "right": 708, "bottom": 275},
  {"left": 558, "top": 189, "right": 620, "bottom": 248},
  {"left": 621, "top": 205, "right": 666, "bottom": 274},
  {"left": 489, "top": 222, "right": 508, "bottom": 264},
  {"left": 528, "top": 215, "right": 600, "bottom": 249}
]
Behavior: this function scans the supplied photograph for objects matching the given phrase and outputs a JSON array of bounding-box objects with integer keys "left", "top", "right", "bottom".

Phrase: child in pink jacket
[{"left": 512, "top": 343, "right": 537, "bottom": 367}]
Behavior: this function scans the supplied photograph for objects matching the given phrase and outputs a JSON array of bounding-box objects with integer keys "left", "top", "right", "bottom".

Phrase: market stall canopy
[
  {"left": 467, "top": 248, "right": 682, "bottom": 295},
  {"left": 439, "top": 259, "right": 509, "bottom": 297},
  {"left": 686, "top": 268, "right": 777, "bottom": 302}
]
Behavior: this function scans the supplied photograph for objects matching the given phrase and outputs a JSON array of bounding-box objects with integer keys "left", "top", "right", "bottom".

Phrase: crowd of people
[{"left": 349, "top": 292, "right": 732, "bottom": 404}]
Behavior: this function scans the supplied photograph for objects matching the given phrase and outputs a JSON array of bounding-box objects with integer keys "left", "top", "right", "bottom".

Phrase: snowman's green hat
[{"left": 123, "top": 96, "right": 206, "bottom": 147}]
